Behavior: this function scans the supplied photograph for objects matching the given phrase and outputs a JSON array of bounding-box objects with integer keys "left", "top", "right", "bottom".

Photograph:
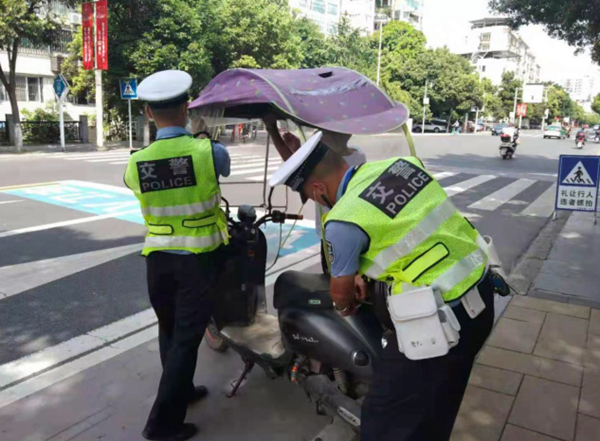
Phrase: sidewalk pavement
[
  {"left": 451, "top": 210, "right": 600, "bottom": 441},
  {"left": 530, "top": 211, "right": 600, "bottom": 309}
]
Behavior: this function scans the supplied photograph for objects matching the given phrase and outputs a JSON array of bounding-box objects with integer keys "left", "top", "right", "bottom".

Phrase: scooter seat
[
  {"left": 221, "top": 312, "right": 287, "bottom": 360},
  {"left": 273, "top": 271, "right": 333, "bottom": 310}
]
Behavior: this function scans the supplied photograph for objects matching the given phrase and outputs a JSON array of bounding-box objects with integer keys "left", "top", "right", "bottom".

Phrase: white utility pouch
[
  {"left": 461, "top": 288, "right": 486, "bottom": 319},
  {"left": 387, "top": 286, "right": 461, "bottom": 360},
  {"left": 483, "top": 235, "right": 505, "bottom": 278}
]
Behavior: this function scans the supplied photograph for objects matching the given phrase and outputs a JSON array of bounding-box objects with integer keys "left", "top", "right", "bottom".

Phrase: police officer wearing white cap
[
  {"left": 270, "top": 132, "right": 499, "bottom": 441},
  {"left": 124, "top": 70, "right": 231, "bottom": 441}
]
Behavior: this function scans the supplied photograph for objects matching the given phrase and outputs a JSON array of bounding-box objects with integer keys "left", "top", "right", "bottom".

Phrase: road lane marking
[
  {"left": 231, "top": 160, "right": 281, "bottom": 171},
  {"left": 444, "top": 175, "right": 496, "bottom": 196},
  {"left": 0, "top": 182, "right": 58, "bottom": 191},
  {"left": 0, "top": 326, "right": 158, "bottom": 409},
  {"left": 247, "top": 174, "right": 274, "bottom": 182},
  {"left": 0, "top": 200, "right": 23, "bottom": 205},
  {"left": 228, "top": 166, "right": 280, "bottom": 176},
  {"left": 86, "top": 157, "right": 132, "bottom": 163},
  {"left": 520, "top": 184, "right": 557, "bottom": 217},
  {"left": 0, "top": 210, "right": 141, "bottom": 239},
  {"left": 0, "top": 243, "right": 320, "bottom": 409},
  {"left": 0, "top": 243, "right": 144, "bottom": 299},
  {"left": 0, "top": 309, "right": 157, "bottom": 389},
  {"left": 432, "top": 172, "right": 457, "bottom": 180},
  {"left": 468, "top": 179, "right": 536, "bottom": 211}
]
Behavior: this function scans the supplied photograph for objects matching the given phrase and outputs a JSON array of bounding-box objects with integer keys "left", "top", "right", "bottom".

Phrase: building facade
[
  {"left": 560, "top": 75, "right": 599, "bottom": 113},
  {"left": 289, "top": 0, "right": 343, "bottom": 35},
  {"left": 376, "top": 0, "right": 424, "bottom": 31},
  {"left": 341, "top": 0, "right": 376, "bottom": 35},
  {"left": 457, "top": 17, "right": 541, "bottom": 86},
  {"left": 0, "top": 2, "right": 94, "bottom": 122}
]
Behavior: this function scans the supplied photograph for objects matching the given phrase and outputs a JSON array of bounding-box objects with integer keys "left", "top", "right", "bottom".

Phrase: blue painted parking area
[{"left": 2, "top": 180, "right": 319, "bottom": 260}]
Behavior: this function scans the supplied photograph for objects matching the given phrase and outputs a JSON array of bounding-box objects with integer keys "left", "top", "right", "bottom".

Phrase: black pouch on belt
[{"left": 489, "top": 270, "right": 511, "bottom": 296}]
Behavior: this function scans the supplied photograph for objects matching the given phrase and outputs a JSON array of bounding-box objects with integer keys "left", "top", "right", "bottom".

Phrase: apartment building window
[
  {"left": 9, "top": 76, "right": 44, "bottom": 102},
  {"left": 481, "top": 33, "right": 491, "bottom": 42},
  {"left": 312, "top": 0, "right": 325, "bottom": 13},
  {"left": 298, "top": 0, "right": 308, "bottom": 7},
  {"left": 327, "top": 2, "right": 338, "bottom": 15},
  {"left": 406, "top": 0, "right": 421, "bottom": 9}
]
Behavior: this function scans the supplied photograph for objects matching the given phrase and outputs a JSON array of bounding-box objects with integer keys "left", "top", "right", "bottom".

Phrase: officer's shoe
[
  {"left": 142, "top": 423, "right": 198, "bottom": 441},
  {"left": 188, "top": 385, "right": 208, "bottom": 404}
]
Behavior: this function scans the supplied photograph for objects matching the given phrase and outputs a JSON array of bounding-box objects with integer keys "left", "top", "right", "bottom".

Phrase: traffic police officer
[
  {"left": 270, "top": 132, "right": 496, "bottom": 441},
  {"left": 124, "top": 70, "right": 230, "bottom": 441}
]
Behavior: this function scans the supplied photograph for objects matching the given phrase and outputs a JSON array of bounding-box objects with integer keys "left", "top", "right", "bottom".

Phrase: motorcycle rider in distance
[
  {"left": 575, "top": 128, "right": 586, "bottom": 148},
  {"left": 501, "top": 124, "right": 519, "bottom": 149}
]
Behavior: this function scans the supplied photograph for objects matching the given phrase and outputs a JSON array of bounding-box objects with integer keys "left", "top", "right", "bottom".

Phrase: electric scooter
[
  {"left": 499, "top": 133, "right": 518, "bottom": 159},
  {"left": 205, "top": 202, "right": 383, "bottom": 432}
]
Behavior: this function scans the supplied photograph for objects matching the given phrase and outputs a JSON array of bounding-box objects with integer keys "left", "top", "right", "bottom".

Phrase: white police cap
[
  {"left": 137, "top": 70, "right": 192, "bottom": 108},
  {"left": 270, "top": 131, "right": 328, "bottom": 194}
]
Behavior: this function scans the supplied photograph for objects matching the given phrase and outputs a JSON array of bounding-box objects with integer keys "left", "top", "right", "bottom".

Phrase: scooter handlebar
[{"left": 285, "top": 214, "right": 304, "bottom": 220}]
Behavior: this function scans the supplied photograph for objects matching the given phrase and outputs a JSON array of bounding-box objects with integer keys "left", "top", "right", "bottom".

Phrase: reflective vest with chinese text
[
  {"left": 324, "top": 157, "right": 488, "bottom": 301},
  {"left": 124, "top": 136, "right": 228, "bottom": 256}
]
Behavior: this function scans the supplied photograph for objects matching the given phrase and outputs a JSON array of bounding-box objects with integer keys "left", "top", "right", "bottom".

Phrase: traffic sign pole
[
  {"left": 59, "top": 93, "right": 65, "bottom": 151},
  {"left": 128, "top": 99, "right": 132, "bottom": 149}
]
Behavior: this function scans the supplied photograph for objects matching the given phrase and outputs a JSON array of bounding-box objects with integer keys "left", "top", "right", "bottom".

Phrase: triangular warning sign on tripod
[{"left": 562, "top": 161, "right": 595, "bottom": 185}]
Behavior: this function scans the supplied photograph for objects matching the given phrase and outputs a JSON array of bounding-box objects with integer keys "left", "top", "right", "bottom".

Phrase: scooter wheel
[{"left": 205, "top": 320, "right": 228, "bottom": 352}]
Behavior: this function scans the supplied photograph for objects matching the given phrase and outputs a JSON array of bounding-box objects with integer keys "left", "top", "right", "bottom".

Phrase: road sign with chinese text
[{"left": 555, "top": 155, "right": 600, "bottom": 213}]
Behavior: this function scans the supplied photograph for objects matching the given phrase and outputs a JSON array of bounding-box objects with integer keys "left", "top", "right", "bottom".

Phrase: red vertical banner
[
  {"left": 95, "top": 0, "right": 109, "bottom": 70},
  {"left": 82, "top": 3, "right": 94, "bottom": 70}
]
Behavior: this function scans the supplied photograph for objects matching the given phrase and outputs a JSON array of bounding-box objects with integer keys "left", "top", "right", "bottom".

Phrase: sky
[{"left": 422, "top": 0, "right": 600, "bottom": 82}]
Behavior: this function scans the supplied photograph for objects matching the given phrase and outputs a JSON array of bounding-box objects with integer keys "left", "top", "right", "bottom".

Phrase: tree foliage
[
  {"left": 0, "top": 0, "right": 77, "bottom": 150},
  {"left": 490, "top": 0, "right": 600, "bottom": 64},
  {"left": 592, "top": 93, "right": 600, "bottom": 116}
]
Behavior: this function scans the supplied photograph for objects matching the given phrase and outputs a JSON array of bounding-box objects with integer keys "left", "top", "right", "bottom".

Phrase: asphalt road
[{"left": 0, "top": 129, "right": 597, "bottom": 439}]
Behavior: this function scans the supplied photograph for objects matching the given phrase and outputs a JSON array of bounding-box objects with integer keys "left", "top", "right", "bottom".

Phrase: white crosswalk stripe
[
  {"left": 468, "top": 178, "right": 536, "bottom": 211},
  {"left": 520, "top": 184, "right": 556, "bottom": 217},
  {"left": 444, "top": 175, "right": 496, "bottom": 196},
  {"left": 43, "top": 151, "right": 559, "bottom": 219}
]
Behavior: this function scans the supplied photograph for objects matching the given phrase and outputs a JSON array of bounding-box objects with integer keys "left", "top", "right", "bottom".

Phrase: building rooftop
[{"left": 470, "top": 17, "right": 511, "bottom": 28}]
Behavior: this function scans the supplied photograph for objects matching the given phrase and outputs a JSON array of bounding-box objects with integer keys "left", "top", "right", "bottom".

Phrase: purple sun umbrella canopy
[{"left": 188, "top": 67, "right": 410, "bottom": 135}]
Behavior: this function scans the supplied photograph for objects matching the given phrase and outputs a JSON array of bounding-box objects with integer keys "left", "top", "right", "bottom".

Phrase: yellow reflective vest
[
  {"left": 324, "top": 157, "right": 488, "bottom": 301},
  {"left": 124, "top": 136, "right": 228, "bottom": 256}
]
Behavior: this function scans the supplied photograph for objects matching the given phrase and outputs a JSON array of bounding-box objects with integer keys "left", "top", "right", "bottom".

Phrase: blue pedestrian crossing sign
[
  {"left": 556, "top": 155, "right": 600, "bottom": 212},
  {"left": 53, "top": 75, "right": 69, "bottom": 98},
  {"left": 119, "top": 78, "right": 138, "bottom": 100}
]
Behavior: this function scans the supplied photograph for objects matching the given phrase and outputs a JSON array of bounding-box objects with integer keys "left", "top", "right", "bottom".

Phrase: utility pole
[
  {"left": 376, "top": 17, "right": 385, "bottom": 86},
  {"left": 422, "top": 79, "right": 429, "bottom": 134},
  {"left": 512, "top": 87, "right": 522, "bottom": 125},
  {"left": 94, "top": 1, "right": 104, "bottom": 148}
]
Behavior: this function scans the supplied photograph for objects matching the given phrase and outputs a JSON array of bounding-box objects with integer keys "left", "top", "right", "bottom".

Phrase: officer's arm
[
  {"left": 325, "top": 222, "right": 369, "bottom": 316},
  {"left": 212, "top": 142, "right": 231, "bottom": 178}
]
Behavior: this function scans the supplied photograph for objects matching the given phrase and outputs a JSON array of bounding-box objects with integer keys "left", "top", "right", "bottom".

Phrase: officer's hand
[
  {"left": 282, "top": 132, "right": 301, "bottom": 152},
  {"left": 262, "top": 113, "right": 279, "bottom": 128},
  {"left": 354, "top": 274, "right": 368, "bottom": 303}
]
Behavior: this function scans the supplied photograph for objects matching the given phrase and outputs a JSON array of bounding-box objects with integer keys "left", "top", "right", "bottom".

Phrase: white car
[{"left": 543, "top": 125, "right": 566, "bottom": 139}]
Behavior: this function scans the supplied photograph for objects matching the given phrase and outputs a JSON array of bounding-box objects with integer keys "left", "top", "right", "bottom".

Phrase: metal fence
[{"left": 21, "top": 121, "right": 81, "bottom": 144}]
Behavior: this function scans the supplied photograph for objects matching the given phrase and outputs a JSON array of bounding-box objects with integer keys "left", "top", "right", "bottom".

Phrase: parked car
[
  {"left": 543, "top": 125, "right": 567, "bottom": 139},
  {"left": 413, "top": 118, "right": 448, "bottom": 133},
  {"left": 529, "top": 122, "right": 541, "bottom": 130},
  {"left": 491, "top": 123, "right": 509, "bottom": 136}
]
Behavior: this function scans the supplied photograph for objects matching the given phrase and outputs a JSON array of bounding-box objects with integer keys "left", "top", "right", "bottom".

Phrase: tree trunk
[{"left": 7, "top": 86, "right": 22, "bottom": 151}]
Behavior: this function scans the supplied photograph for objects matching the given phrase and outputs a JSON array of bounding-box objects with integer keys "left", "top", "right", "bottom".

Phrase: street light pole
[
  {"left": 421, "top": 79, "right": 429, "bottom": 134},
  {"left": 376, "top": 21, "right": 384, "bottom": 86},
  {"left": 512, "top": 87, "right": 521, "bottom": 124}
]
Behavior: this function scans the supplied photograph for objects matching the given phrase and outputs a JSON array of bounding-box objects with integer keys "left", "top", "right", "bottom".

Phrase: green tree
[
  {"left": 490, "top": 0, "right": 600, "bottom": 65},
  {"left": 384, "top": 47, "right": 483, "bottom": 127},
  {"left": 292, "top": 16, "right": 331, "bottom": 69},
  {"left": 327, "top": 16, "right": 375, "bottom": 75},
  {"left": 209, "top": 0, "right": 302, "bottom": 73},
  {"left": 592, "top": 93, "right": 600, "bottom": 115},
  {"left": 0, "top": 0, "right": 77, "bottom": 151},
  {"left": 497, "top": 71, "right": 523, "bottom": 119}
]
